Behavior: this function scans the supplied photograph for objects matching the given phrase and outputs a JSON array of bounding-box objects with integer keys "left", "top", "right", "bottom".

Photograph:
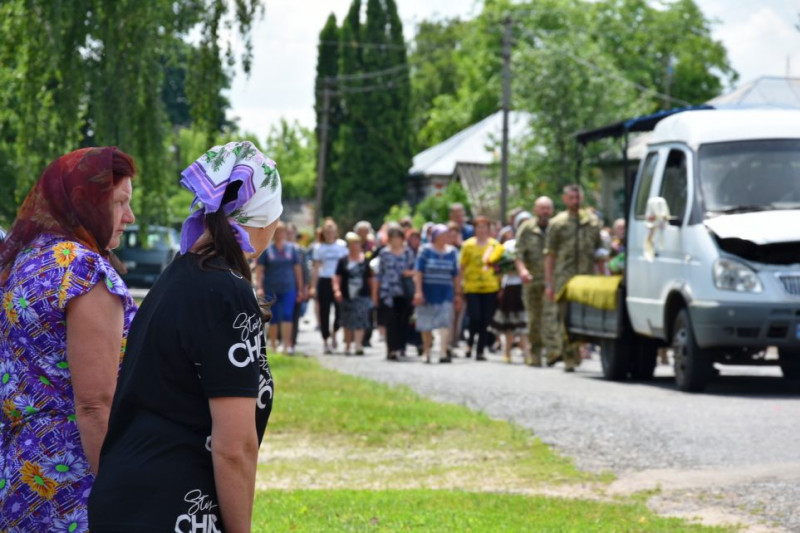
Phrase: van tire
[
  {"left": 600, "top": 337, "right": 631, "bottom": 381},
  {"left": 672, "top": 308, "right": 711, "bottom": 392},
  {"left": 778, "top": 349, "right": 800, "bottom": 380},
  {"left": 630, "top": 337, "right": 658, "bottom": 381}
]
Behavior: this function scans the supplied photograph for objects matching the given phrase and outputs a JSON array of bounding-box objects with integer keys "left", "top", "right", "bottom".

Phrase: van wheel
[
  {"left": 778, "top": 349, "right": 800, "bottom": 380},
  {"left": 600, "top": 338, "right": 631, "bottom": 381},
  {"left": 630, "top": 337, "right": 658, "bottom": 381},
  {"left": 672, "top": 309, "right": 711, "bottom": 392}
]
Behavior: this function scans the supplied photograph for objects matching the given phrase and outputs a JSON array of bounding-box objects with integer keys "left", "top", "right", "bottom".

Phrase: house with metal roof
[{"left": 407, "top": 111, "right": 532, "bottom": 216}]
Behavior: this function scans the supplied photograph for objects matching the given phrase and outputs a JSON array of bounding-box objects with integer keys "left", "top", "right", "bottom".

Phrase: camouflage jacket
[
  {"left": 544, "top": 209, "right": 603, "bottom": 285},
  {"left": 515, "top": 218, "right": 548, "bottom": 284}
]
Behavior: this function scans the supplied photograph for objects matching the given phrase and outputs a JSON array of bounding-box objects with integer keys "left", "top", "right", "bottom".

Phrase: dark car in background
[{"left": 116, "top": 225, "right": 180, "bottom": 287}]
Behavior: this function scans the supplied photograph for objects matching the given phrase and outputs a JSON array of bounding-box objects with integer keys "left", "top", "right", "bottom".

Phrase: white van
[{"left": 569, "top": 108, "right": 800, "bottom": 391}]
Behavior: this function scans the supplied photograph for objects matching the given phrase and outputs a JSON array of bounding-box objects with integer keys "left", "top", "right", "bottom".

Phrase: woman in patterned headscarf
[
  {"left": 89, "top": 141, "right": 282, "bottom": 533},
  {"left": 0, "top": 147, "right": 138, "bottom": 532}
]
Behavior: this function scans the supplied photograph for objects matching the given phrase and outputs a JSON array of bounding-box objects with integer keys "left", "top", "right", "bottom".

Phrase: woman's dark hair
[
  {"left": 194, "top": 182, "right": 272, "bottom": 321},
  {"left": 195, "top": 182, "right": 252, "bottom": 282},
  {"left": 387, "top": 225, "right": 405, "bottom": 241}
]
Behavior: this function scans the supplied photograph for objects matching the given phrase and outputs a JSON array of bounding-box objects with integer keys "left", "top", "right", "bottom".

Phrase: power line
[
  {"left": 317, "top": 62, "right": 408, "bottom": 85},
  {"left": 335, "top": 78, "right": 410, "bottom": 95},
  {"left": 318, "top": 39, "right": 408, "bottom": 51}
]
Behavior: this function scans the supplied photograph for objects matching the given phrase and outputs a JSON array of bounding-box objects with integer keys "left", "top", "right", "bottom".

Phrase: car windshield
[
  {"left": 120, "top": 228, "right": 173, "bottom": 250},
  {"left": 698, "top": 140, "right": 800, "bottom": 215}
]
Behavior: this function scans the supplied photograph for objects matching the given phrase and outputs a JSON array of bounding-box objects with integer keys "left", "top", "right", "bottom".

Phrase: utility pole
[
  {"left": 500, "top": 13, "right": 512, "bottom": 224},
  {"left": 315, "top": 78, "right": 332, "bottom": 228},
  {"left": 664, "top": 55, "right": 674, "bottom": 110}
]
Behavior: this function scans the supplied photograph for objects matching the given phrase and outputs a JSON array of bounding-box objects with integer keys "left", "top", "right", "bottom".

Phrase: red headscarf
[{"left": 0, "top": 146, "right": 136, "bottom": 283}]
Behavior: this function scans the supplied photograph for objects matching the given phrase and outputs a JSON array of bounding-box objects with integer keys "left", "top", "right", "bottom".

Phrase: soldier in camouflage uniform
[
  {"left": 544, "top": 184, "right": 603, "bottom": 372},
  {"left": 515, "top": 196, "right": 559, "bottom": 366}
]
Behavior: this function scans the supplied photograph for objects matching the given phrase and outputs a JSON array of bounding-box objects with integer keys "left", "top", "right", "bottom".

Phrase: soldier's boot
[
  {"left": 527, "top": 346, "right": 543, "bottom": 367},
  {"left": 563, "top": 342, "right": 582, "bottom": 372},
  {"left": 544, "top": 350, "right": 561, "bottom": 367}
]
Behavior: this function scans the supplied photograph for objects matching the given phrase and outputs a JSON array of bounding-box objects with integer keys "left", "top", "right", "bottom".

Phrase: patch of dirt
[
  {"left": 607, "top": 464, "right": 800, "bottom": 533},
  {"left": 257, "top": 434, "right": 591, "bottom": 492},
  {"left": 258, "top": 435, "right": 792, "bottom": 532}
]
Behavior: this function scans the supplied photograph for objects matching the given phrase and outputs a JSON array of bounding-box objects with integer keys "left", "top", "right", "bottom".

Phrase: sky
[{"left": 228, "top": 0, "right": 800, "bottom": 142}]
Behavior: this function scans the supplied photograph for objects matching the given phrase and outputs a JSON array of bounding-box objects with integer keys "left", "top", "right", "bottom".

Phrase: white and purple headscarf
[{"left": 179, "top": 141, "right": 283, "bottom": 254}]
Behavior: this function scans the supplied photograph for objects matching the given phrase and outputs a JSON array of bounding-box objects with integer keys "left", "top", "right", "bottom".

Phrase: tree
[
  {"left": 328, "top": 0, "right": 365, "bottom": 221},
  {"left": 264, "top": 119, "right": 317, "bottom": 200},
  {"left": 325, "top": 0, "right": 412, "bottom": 229},
  {"left": 587, "top": 0, "right": 737, "bottom": 108},
  {"left": 408, "top": 18, "right": 469, "bottom": 153},
  {"left": 314, "top": 14, "right": 343, "bottom": 215},
  {"left": 413, "top": 182, "right": 471, "bottom": 224},
  {"left": 356, "top": 0, "right": 411, "bottom": 223},
  {"left": 0, "top": 0, "right": 263, "bottom": 229},
  {"left": 409, "top": 0, "right": 516, "bottom": 152}
]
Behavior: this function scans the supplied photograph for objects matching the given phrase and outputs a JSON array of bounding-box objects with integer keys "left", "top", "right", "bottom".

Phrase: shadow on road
[{"left": 585, "top": 372, "right": 800, "bottom": 398}]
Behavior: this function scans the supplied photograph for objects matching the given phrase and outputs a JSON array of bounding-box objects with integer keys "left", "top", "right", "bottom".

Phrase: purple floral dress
[{"left": 0, "top": 234, "right": 137, "bottom": 532}]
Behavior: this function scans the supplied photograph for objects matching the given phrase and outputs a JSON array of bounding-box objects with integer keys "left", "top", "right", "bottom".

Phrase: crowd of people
[{"left": 257, "top": 191, "right": 626, "bottom": 371}]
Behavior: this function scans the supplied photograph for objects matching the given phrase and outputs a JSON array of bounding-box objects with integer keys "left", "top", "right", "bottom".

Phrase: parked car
[
  {"left": 567, "top": 108, "right": 800, "bottom": 392},
  {"left": 116, "top": 225, "right": 180, "bottom": 287}
]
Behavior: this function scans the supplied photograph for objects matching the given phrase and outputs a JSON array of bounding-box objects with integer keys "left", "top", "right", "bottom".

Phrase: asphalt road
[{"left": 291, "top": 317, "right": 800, "bottom": 532}]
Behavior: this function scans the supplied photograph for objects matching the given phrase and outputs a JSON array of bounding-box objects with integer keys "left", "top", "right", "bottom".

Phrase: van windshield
[{"left": 698, "top": 140, "right": 800, "bottom": 215}]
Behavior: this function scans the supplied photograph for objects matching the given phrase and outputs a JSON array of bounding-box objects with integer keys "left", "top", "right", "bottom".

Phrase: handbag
[{"left": 401, "top": 275, "right": 416, "bottom": 299}]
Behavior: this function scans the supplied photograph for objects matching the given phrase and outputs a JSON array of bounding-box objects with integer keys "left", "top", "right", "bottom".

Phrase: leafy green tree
[
  {"left": 409, "top": 18, "right": 468, "bottom": 153},
  {"left": 264, "top": 119, "right": 317, "bottom": 200},
  {"left": 0, "top": 0, "right": 262, "bottom": 229},
  {"left": 409, "top": 0, "right": 520, "bottom": 152},
  {"left": 586, "top": 0, "right": 737, "bottom": 109},
  {"left": 413, "top": 182, "right": 471, "bottom": 224}
]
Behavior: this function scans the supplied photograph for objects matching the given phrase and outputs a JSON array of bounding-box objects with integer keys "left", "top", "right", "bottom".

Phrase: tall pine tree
[
  {"left": 322, "top": 0, "right": 411, "bottom": 228},
  {"left": 314, "top": 13, "right": 341, "bottom": 216},
  {"left": 329, "top": 0, "right": 365, "bottom": 225}
]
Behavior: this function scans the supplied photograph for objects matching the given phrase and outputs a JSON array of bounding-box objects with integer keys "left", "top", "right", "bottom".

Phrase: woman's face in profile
[{"left": 108, "top": 177, "right": 135, "bottom": 250}]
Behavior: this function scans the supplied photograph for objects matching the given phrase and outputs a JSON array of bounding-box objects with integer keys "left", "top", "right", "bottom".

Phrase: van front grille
[{"left": 776, "top": 273, "right": 800, "bottom": 296}]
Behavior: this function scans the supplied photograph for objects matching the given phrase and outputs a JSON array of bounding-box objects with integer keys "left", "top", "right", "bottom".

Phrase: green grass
[
  {"left": 255, "top": 355, "right": 736, "bottom": 532},
  {"left": 261, "top": 354, "right": 595, "bottom": 490},
  {"left": 253, "top": 489, "right": 735, "bottom": 532}
]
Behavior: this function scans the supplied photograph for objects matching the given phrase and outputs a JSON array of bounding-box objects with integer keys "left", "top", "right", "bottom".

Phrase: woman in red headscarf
[{"left": 0, "top": 147, "right": 137, "bottom": 532}]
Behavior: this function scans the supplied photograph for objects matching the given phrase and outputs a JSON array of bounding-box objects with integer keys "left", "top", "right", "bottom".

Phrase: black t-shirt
[
  {"left": 88, "top": 253, "right": 273, "bottom": 532},
  {"left": 335, "top": 256, "right": 371, "bottom": 299}
]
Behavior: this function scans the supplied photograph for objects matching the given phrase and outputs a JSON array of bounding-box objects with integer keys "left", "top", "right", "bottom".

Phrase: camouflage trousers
[
  {"left": 522, "top": 283, "right": 560, "bottom": 365},
  {"left": 554, "top": 277, "right": 582, "bottom": 370}
]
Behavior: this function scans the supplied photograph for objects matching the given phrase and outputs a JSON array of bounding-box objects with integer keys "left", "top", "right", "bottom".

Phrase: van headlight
[{"left": 712, "top": 258, "right": 762, "bottom": 293}]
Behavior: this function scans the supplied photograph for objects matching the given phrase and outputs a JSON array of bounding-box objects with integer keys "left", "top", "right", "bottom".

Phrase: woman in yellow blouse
[{"left": 459, "top": 216, "right": 500, "bottom": 360}]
